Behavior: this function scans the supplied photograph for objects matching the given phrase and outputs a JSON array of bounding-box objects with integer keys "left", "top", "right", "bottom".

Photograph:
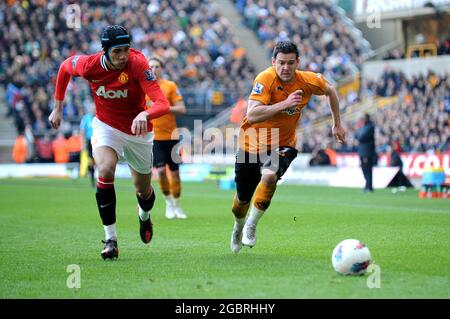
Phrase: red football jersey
[{"left": 54, "top": 48, "right": 169, "bottom": 135}]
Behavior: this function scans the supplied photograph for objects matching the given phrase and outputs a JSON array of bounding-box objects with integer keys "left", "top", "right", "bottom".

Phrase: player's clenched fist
[
  {"left": 332, "top": 124, "right": 346, "bottom": 144},
  {"left": 284, "top": 89, "right": 303, "bottom": 108},
  {"left": 48, "top": 101, "right": 64, "bottom": 129},
  {"left": 131, "top": 111, "right": 149, "bottom": 137}
]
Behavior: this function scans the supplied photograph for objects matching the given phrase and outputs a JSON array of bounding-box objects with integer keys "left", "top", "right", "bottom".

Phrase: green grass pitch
[{"left": 0, "top": 178, "right": 448, "bottom": 298}]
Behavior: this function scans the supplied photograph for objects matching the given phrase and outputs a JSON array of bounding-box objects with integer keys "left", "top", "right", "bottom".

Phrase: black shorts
[
  {"left": 234, "top": 147, "right": 298, "bottom": 202},
  {"left": 152, "top": 140, "right": 181, "bottom": 171}
]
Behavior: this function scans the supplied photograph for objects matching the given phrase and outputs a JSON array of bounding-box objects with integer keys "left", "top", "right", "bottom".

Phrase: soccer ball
[{"left": 332, "top": 239, "right": 371, "bottom": 275}]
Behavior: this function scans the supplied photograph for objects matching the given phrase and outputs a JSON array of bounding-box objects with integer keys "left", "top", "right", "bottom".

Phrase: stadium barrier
[
  {"left": 406, "top": 43, "right": 437, "bottom": 58},
  {"left": 362, "top": 55, "right": 450, "bottom": 80},
  {"left": 1, "top": 153, "right": 447, "bottom": 190},
  {"left": 0, "top": 163, "right": 79, "bottom": 178},
  {"left": 281, "top": 166, "right": 402, "bottom": 189}
]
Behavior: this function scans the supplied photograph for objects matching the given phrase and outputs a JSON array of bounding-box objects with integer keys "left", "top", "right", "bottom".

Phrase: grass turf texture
[{"left": 0, "top": 178, "right": 448, "bottom": 298}]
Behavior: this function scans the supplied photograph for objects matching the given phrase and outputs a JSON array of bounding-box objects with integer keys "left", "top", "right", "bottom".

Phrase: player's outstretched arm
[
  {"left": 246, "top": 90, "right": 303, "bottom": 124},
  {"left": 170, "top": 101, "right": 186, "bottom": 115},
  {"left": 49, "top": 56, "right": 83, "bottom": 129},
  {"left": 325, "top": 84, "right": 345, "bottom": 144}
]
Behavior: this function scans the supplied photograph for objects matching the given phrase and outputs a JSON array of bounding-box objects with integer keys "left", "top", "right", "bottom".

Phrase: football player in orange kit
[
  {"left": 147, "top": 56, "right": 187, "bottom": 219},
  {"left": 230, "top": 40, "right": 346, "bottom": 253}
]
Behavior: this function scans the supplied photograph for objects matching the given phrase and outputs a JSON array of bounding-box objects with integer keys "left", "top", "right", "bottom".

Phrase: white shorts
[{"left": 91, "top": 117, "right": 154, "bottom": 174}]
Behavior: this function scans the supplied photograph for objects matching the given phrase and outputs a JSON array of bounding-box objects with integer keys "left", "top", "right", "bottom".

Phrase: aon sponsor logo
[{"left": 96, "top": 86, "right": 128, "bottom": 99}]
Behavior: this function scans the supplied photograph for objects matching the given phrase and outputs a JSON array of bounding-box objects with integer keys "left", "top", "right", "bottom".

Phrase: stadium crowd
[
  {"left": 2, "top": 1, "right": 448, "bottom": 164},
  {"left": 300, "top": 69, "right": 450, "bottom": 155},
  {"left": 234, "top": 0, "right": 370, "bottom": 81},
  {"left": 1, "top": 0, "right": 255, "bottom": 139}
]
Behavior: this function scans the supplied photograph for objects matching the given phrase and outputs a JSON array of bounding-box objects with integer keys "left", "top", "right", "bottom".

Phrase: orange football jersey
[
  {"left": 240, "top": 67, "right": 327, "bottom": 153},
  {"left": 146, "top": 79, "right": 183, "bottom": 140}
]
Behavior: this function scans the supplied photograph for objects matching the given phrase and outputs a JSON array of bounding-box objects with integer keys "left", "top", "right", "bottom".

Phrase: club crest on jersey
[
  {"left": 252, "top": 82, "right": 264, "bottom": 95},
  {"left": 95, "top": 86, "right": 128, "bottom": 99},
  {"left": 118, "top": 72, "right": 129, "bottom": 84},
  {"left": 144, "top": 69, "right": 156, "bottom": 81}
]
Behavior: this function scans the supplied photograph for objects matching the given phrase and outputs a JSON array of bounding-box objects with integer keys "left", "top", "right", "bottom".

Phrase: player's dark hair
[
  {"left": 149, "top": 56, "right": 165, "bottom": 68},
  {"left": 272, "top": 40, "right": 299, "bottom": 59}
]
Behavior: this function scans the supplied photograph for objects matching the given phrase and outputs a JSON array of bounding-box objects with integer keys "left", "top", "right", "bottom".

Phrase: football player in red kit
[{"left": 49, "top": 25, "right": 170, "bottom": 260}]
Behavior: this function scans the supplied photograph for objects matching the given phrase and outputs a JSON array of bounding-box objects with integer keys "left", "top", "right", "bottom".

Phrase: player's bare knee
[
  {"left": 133, "top": 176, "right": 152, "bottom": 198},
  {"left": 261, "top": 172, "right": 277, "bottom": 186},
  {"left": 137, "top": 186, "right": 153, "bottom": 200},
  {"left": 97, "top": 164, "right": 115, "bottom": 180}
]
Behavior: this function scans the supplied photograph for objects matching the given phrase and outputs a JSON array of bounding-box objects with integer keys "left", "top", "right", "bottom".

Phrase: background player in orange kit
[
  {"left": 48, "top": 25, "right": 170, "bottom": 259},
  {"left": 147, "top": 56, "right": 188, "bottom": 219},
  {"left": 230, "top": 40, "right": 346, "bottom": 253}
]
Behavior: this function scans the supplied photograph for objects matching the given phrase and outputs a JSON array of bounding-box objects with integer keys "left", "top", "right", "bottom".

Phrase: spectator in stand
[
  {"left": 303, "top": 70, "right": 448, "bottom": 155},
  {"left": 52, "top": 132, "right": 70, "bottom": 164},
  {"left": 67, "top": 130, "right": 82, "bottom": 163},
  {"left": 12, "top": 131, "right": 28, "bottom": 164},
  {"left": 35, "top": 133, "right": 54, "bottom": 163},
  {"left": 383, "top": 48, "right": 405, "bottom": 60},
  {"left": 437, "top": 36, "right": 450, "bottom": 55},
  {"left": 1, "top": 0, "right": 255, "bottom": 137},
  {"left": 383, "top": 37, "right": 450, "bottom": 60},
  {"left": 234, "top": 0, "right": 370, "bottom": 81}
]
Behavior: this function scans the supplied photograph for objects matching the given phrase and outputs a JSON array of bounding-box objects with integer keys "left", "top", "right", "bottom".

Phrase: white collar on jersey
[{"left": 100, "top": 55, "right": 109, "bottom": 71}]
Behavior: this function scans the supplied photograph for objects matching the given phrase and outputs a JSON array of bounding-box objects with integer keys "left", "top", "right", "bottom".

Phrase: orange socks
[
  {"left": 157, "top": 174, "right": 170, "bottom": 196},
  {"left": 169, "top": 175, "right": 181, "bottom": 199},
  {"left": 232, "top": 194, "right": 250, "bottom": 219},
  {"left": 253, "top": 182, "right": 276, "bottom": 211}
]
